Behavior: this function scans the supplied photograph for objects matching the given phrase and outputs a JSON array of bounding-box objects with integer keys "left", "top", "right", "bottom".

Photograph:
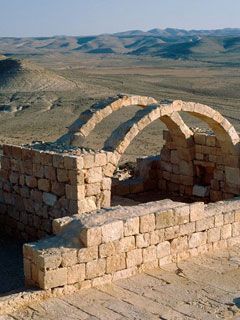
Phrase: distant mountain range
[{"left": 1, "top": 28, "right": 240, "bottom": 60}]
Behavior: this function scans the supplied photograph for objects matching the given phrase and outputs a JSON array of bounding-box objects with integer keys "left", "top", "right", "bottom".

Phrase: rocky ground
[{"left": 1, "top": 245, "right": 240, "bottom": 319}]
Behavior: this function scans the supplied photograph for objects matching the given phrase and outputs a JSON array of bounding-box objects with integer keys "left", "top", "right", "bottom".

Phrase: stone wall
[
  {"left": 0, "top": 144, "right": 111, "bottom": 240},
  {"left": 158, "top": 129, "right": 240, "bottom": 201},
  {"left": 23, "top": 197, "right": 240, "bottom": 291}
]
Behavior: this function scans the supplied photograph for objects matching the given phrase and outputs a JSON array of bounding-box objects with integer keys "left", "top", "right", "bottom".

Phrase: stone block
[
  {"left": 106, "top": 253, "right": 126, "bottom": 273},
  {"left": 85, "top": 183, "right": 101, "bottom": 196},
  {"left": 139, "top": 214, "right": 155, "bottom": 233},
  {"left": 43, "top": 192, "right": 57, "bottom": 206},
  {"left": 174, "top": 205, "right": 190, "bottom": 224},
  {"left": 66, "top": 184, "right": 85, "bottom": 200},
  {"left": 215, "top": 214, "right": 224, "bottom": 227},
  {"left": 196, "top": 217, "right": 214, "bottom": 232},
  {"left": 142, "top": 245, "right": 157, "bottom": 263},
  {"left": 78, "top": 246, "right": 98, "bottom": 263},
  {"left": 155, "top": 210, "right": 175, "bottom": 229},
  {"left": 80, "top": 226, "right": 102, "bottom": 247},
  {"left": 39, "top": 267, "right": 68, "bottom": 289},
  {"left": 124, "top": 217, "right": 139, "bottom": 236},
  {"left": 86, "top": 259, "right": 106, "bottom": 279},
  {"left": 221, "top": 224, "right": 232, "bottom": 239},
  {"left": 102, "top": 221, "right": 123, "bottom": 243},
  {"left": 189, "top": 232, "right": 207, "bottom": 248},
  {"left": 86, "top": 167, "right": 103, "bottom": 183},
  {"left": 37, "top": 252, "right": 62, "bottom": 270},
  {"left": 118, "top": 236, "right": 135, "bottom": 252},
  {"left": 112, "top": 267, "right": 137, "bottom": 281},
  {"left": 69, "top": 170, "right": 84, "bottom": 185},
  {"left": 170, "top": 236, "right": 188, "bottom": 254},
  {"left": 156, "top": 241, "right": 170, "bottom": 258},
  {"left": 38, "top": 179, "right": 51, "bottom": 192},
  {"left": 189, "top": 202, "right": 205, "bottom": 221},
  {"left": 207, "top": 227, "right": 221, "bottom": 243},
  {"left": 57, "top": 168, "right": 69, "bottom": 183},
  {"left": 164, "top": 226, "right": 179, "bottom": 240},
  {"left": 67, "top": 264, "right": 85, "bottom": 284},
  {"left": 44, "top": 166, "right": 56, "bottom": 180},
  {"left": 95, "top": 153, "right": 107, "bottom": 166},
  {"left": 136, "top": 233, "right": 150, "bottom": 248},
  {"left": 223, "top": 211, "right": 235, "bottom": 224},
  {"left": 179, "top": 222, "right": 195, "bottom": 236},
  {"left": 83, "top": 154, "right": 95, "bottom": 169},
  {"left": 99, "top": 241, "right": 117, "bottom": 258},
  {"left": 126, "top": 249, "right": 142, "bottom": 268},
  {"left": 150, "top": 229, "right": 165, "bottom": 245},
  {"left": 61, "top": 249, "right": 78, "bottom": 267},
  {"left": 51, "top": 181, "right": 65, "bottom": 196},
  {"left": 33, "top": 164, "right": 44, "bottom": 178}
]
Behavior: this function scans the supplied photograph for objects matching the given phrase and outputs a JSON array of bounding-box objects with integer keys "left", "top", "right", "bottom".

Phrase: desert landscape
[
  {"left": 0, "top": 28, "right": 240, "bottom": 164},
  {"left": 1, "top": 27, "right": 240, "bottom": 319}
]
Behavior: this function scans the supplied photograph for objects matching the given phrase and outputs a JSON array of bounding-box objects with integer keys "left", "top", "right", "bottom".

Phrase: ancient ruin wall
[
  {"left": 0, "top": 144, "right": 111, "bottom": 240},
  {"left": 23, "top": 198, "right": 240, "bottom": 290}
]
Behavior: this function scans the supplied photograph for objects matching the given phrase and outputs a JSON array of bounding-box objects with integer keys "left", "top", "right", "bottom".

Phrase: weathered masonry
[{"left": 0, "top": 94, "right": 240, "bottom": 293}]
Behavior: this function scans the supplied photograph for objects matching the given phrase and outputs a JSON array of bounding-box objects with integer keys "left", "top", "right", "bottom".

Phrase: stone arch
[
  {"left": 56, "top": 94, "right": 158, "bottom": 145},
  {"left": 179, "top": 100, "right": 240, "bottom": 155},
  {"left": 103, "top": 103, "right": 194, "bottom": 177}
]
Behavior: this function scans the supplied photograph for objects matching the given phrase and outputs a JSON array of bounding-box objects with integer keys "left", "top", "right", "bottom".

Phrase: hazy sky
[{"left": 0, "top": 0, "right": 239, "bottom": 37}]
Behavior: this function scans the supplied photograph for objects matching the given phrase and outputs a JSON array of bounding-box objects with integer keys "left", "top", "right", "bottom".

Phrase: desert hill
[
  {"left": 0, "top": 58, "right": 77, "bottom": 92},
  {"left": 1, "top": 28, "right": 240, "bottom": 62}
]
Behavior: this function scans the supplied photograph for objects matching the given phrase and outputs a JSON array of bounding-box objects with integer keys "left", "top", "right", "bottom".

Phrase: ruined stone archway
[
  {"left": 56, "top": 94, "right": 158, "bottom": 145},
  {"left": 102, "top": 102, "right": 195, "bottom": 179}
]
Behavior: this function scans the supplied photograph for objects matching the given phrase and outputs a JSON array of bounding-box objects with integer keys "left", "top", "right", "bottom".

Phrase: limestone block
[
  {"left": 86, "top": 167, "right": 103, "bottom": 183},
  {"left": 189, "top": 232, "right": 207, "bottom": 248},
  {"left": 66, "top": 184, "right": 85, "bottom": 200},
  {"left": 101, "top": 190, "right": 111, "bottom": 208},
  {"left": 164, "top": 226, "right": 180, "bottom": 240},
  {"left": 95, "top": 153, "right": 107, "bottom": 166},
  {"left": 23, "top": 258, "right": 31, "bottom": 279},
  {"left": 37, "top": 252, "right": 62, "bottom": 270},
  {"left": 150, "top": 229, "right": 164, "bottom": 245},
  {"left": 159, "top": 255, "right": 173, "bottom": 267},
  {"left": 196, "top": 217, "right": 214, "bottom": 232},
  {"left": 106, "top": 253, "right": 126, "bottom": 273},
  {"left": 63, "top": 156, "right": 80, "bottom": 170},
  {"left": 225, "top": 167, "right": 240, "bottom": 185},
  {"left": 67, "top": 263, "right": 85, "bottom": 285},
  {"left": 9, "top": 172, "right": 19, "bottom": 184},
  {"left": 31, "top": 189, "right": 43, "bottom": 203},
  {"left": 170, "top": 236, "right": 188, "bottom": 254},
  {"left": 207, "top": 227, "right": 221, "bottom": 243},
  {"left": 102, "top": 178, "right": 112, "bottom": 190},
  {"left": 78, "top": 246, "right": 98, "bottom": 263},
  {"left": 223, "top": 211, "right": 235, "bottom": 224},
  {"left": 99, "top": 241, "right": 117, "bottom": 258},
  {"left": 124, "top": 217, "right": 140, "bottom": 236},
  {"left": 194, "top": 134, "right": 206, "bottom": 145},
  {"left": 44, "top": 166, "right": 56, "bottom": 180},
  {"left": 43, "top": 192, "right": 57, "bottom": 206},
  {"left": 156, "top": 241, "right": 171, "bottom": 258},
  {"left": 174, "top": 205, "right": 190, "bottom": 224},
  {"left": 118, "top": 236, "right": 135, "bottom": 253},
  {"left": 79, "top": 226, "right": 101, "bottom": 248},
  {"left": 57, "top": 168, "right": 69, "bottom": 183},
  {"left": 155, "top": 210, "right": 175, "bottom": 229},
  {"left": 85, "top": 183, "right": 101, "bottom": 197},
  {"left": 102, "top": 221, "right": 123, "bottom": 243},
  {"left": 139, "top": 214, "right": 155, "bottom": 233},
  {"left": 215, "top": 214, "right": 224, "bottom": 227},
  {"left": 86, "top": 259, "right": 106, "bottom": 280},
  {"left": 189, "top": 202, "right": 205, "bottom": 222},
  {"left": 39, "top": 267, "right": 68, "bottom": 289},
  {"left": 38, "top": 179, "right": 51, "bottom": 192},
  {"left": 61, "top": 249, "right": 78, "bottom": 267},
  {"left": 33, "top": 164, "right": 44, "bottom": 178},
  {"left": 51, "top": 181, "right": 65, "bottom": 196},
  {"left": 142, "top": 245, "right": 157, "bottom": 263},
  {"left": 179, "top": 160, "right": 192, "bottom": 176},
  {"left": 83, "top": 154, "right": 95, "bottom": 169},
  {"left": 52, "top": 154, "right": 64, "bottom": 168},
  {"left": 126, "top": 249, "right": 142, "bottom": 268},
  {"left": 235, "top": 210, "right": 240, "bottom": 222},
  {"left": 69, "top": 170, "right": 84, "bottom": 185},
  {"left": 78, "top": 197, "right": 97, "bottom": 214},
  {"left": 221, "top": 224, "right": 232, "bottom": 239},
  {"left": 136, "top": 233, "right": 150, "bottom": 248},
  {"left": 179, "top": 222, "right": 195, "bottom": 236}
]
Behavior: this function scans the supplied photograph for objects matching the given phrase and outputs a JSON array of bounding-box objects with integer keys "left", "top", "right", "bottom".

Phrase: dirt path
[{"left": 2, "top": 245, "right": 240, "bottom": 319}]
